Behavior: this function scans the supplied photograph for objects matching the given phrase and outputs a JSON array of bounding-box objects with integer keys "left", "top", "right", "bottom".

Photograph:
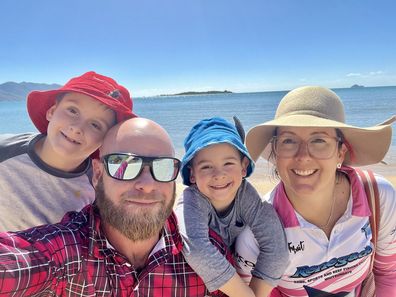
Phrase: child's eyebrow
[
  {"left": 194, "top": 159, "right": 211, "bottom": 166},
  {"left": 194, "top": 155, "right": 239, "bottom": 166},
  {"left": 223, "top": 155, "right": 240, "bottom": 161}
]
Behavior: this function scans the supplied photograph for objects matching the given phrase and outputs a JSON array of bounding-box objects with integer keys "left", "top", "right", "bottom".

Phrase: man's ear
[
  {"left": 241, "top": 156, "right": 249, "bottom": 177},
  {"left": 92, "top": 158, "right": 104, "bottom": 188},
  {"left": 46, "top": 104, "right": 57, "bottom": 121}
]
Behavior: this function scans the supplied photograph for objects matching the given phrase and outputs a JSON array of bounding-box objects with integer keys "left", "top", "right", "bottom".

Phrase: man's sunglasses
[{"left": 101, "top": 153, "right": 181, "bottom": 182}]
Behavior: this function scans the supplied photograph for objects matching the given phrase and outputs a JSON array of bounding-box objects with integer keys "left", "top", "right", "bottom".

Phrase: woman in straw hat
[{"left": 234, "top": 86, "right": 395, "bottom": 297}]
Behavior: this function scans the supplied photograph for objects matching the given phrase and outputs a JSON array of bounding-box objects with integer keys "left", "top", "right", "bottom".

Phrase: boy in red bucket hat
[{"left": 0, "top": 71, "right": 136, "bottom": 231}]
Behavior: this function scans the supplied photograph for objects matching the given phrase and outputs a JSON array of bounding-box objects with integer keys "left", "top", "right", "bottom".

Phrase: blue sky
[{"left": 1, "top": 0, "right": 395, "bottom": 97}]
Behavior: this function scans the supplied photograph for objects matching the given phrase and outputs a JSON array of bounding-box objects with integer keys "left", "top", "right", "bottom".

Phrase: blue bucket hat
[{"left": 181, "top": 117, "right": 255, "bottom": 186}]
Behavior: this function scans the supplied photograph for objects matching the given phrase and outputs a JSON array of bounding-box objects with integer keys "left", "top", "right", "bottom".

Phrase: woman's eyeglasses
[
  {"left": 272, "top": 135, "right": 342, "bottom": 159},
  {"left": 101, "top": 153, "right": 181, "bottom": 182}
]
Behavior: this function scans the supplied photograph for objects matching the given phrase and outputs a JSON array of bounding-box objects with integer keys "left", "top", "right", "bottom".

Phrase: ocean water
[{"left": 1, "top": 86, "right": 395, "bottom": 164}]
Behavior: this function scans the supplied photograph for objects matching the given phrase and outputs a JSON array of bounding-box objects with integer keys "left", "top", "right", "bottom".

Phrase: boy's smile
[
  {"left": 210, "top": 182, "right": 233, "bottom": 190},
  {"left": 61, "top": 131, "right": 82, "bottom": 145}
]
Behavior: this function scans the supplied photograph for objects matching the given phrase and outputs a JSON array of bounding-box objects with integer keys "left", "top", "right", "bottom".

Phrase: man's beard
[{"left": 95, "top": 177, "right": 176, "bottom": 241}]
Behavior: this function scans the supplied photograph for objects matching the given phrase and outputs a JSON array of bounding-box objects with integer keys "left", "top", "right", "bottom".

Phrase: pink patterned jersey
[{"left": 235, "top": 166, "right": 396, "bottom": 297}]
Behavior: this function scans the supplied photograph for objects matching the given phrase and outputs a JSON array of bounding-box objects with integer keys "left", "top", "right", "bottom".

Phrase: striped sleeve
[{"left": 374, "top": 174, "right": 396, "bottom": 296}]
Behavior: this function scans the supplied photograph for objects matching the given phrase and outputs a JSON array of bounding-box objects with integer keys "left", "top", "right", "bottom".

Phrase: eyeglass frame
[
  {"left": 270, "top": 135, "right": 343, "bottom": 159},
  {"left": 101, "top": 152, "right": 181, "bottom": 182}
]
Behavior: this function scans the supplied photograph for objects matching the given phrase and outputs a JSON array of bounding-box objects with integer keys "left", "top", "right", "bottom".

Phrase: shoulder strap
[{"left": 355, "top": 168, "right": 380, "bottom": 271}]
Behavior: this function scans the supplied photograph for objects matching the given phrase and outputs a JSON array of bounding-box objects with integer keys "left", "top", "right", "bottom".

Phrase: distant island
[
  {"left": 161, "top": 90, "right": 232, "bottom": 96},
  {"left": 351, "top": 84, "right": 364, "bottom": 88}
]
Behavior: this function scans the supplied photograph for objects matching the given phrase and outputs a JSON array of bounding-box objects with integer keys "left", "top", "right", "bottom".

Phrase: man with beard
[{"left": 0, "top": 117, "right": 230, "bottom": 296}]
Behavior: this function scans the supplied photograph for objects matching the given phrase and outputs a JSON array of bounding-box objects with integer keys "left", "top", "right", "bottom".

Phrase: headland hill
[{"left": 0, "top": 81, "right": 61, "bottom": 101}]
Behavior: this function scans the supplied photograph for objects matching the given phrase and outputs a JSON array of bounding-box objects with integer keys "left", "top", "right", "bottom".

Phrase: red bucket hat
[{"left": 27, "top": 71, "right": 137, "bottom": 134}]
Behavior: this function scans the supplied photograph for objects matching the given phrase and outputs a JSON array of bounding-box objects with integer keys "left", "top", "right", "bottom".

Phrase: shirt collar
[
  {"left": 28, "top": 134, "right": 91, "bottom": 177},
  {"left": 273, "top": 165, "right": 371, "bottom": 228},
  {"left": 88, "top": 205, "right": 107, "bottom": 257},
  {"left": 341, "top": 166, "right": 372, "bottom": 217}
]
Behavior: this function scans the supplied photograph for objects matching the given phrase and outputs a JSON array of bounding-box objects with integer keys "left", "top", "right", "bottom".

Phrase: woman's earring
[{"left": 336, "top": 163, "right": 342, "bottom": 169}]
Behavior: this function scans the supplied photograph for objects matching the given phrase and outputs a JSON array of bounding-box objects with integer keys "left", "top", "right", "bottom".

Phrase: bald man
[{"left": 0, "top": 118, "right": 229, "bottom": 296}]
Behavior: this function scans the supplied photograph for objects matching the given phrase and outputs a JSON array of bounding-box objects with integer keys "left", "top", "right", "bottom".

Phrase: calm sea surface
[{"left": 1, "top": 87, "right": 395, "bottom": 164}]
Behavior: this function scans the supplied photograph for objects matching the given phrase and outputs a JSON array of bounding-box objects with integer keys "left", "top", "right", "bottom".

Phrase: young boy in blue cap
[{"left": 175, "top": 117, "right": 289, "bottom": 297}]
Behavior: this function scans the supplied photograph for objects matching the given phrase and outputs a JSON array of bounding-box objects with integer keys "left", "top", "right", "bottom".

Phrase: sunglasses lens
[
  {"left": 152, "top": 158, "right": 179, "bottom": 182},
  {"left": 106, "top": 154, "right": 142, "bottom": 180},
  {"left": 104, "top": 154, "right": 180, "bottom": 182}
]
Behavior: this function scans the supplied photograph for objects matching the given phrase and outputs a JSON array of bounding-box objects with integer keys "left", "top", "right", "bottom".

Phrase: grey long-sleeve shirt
[
  {"left": 0, "top": 133, "right": 94, "bottom": 231},
  {"left": 175, "top": 179, "right": 288, "bottom": 292}
]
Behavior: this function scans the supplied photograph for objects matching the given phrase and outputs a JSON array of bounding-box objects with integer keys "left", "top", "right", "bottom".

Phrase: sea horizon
[
  {"left": 133, "top": 85, "right": 396, "bottom": 99},
  {"left": 1, "top": 85, "right": 395, "bottom": 178},
  {"left": 2, "top": 83, "right": 396, "bottom": 101}
]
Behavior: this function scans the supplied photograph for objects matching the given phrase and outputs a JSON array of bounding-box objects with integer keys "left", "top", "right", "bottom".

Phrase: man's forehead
[
  {"left": 103, "top": 133, "right": 174, "bottom": 157},
  {"left": 101, "top": 118, "right": 175, "bottom": 156}
]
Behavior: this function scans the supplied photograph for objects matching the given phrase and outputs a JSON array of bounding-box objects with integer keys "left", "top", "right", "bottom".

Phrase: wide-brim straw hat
[{"left": 246, "top": 86, "right": 395, "bottom": 166}]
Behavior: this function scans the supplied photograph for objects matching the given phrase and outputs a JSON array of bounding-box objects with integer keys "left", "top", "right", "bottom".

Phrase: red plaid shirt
[{"left": 0, "top": 205, "right": 230, "bottom": 296}]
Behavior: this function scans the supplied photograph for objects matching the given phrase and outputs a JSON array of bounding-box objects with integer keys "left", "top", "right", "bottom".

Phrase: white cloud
[
  {"left": 346, "top": 73, "right": 362, "bottom": 77},
  {"left": 369, "top": 70, "right": 384, "bottom": 75},
  {"left": 346, "top": 70, "right": 384, "bottom": 78}
]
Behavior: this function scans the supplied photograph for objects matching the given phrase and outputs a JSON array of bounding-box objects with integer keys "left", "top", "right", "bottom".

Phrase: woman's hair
[
  {"left": 336, "top": 128, "right": 345, "bottom": 149},
  {"left": 268, "top": 128, "right": 279, "bottom": 181}
]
